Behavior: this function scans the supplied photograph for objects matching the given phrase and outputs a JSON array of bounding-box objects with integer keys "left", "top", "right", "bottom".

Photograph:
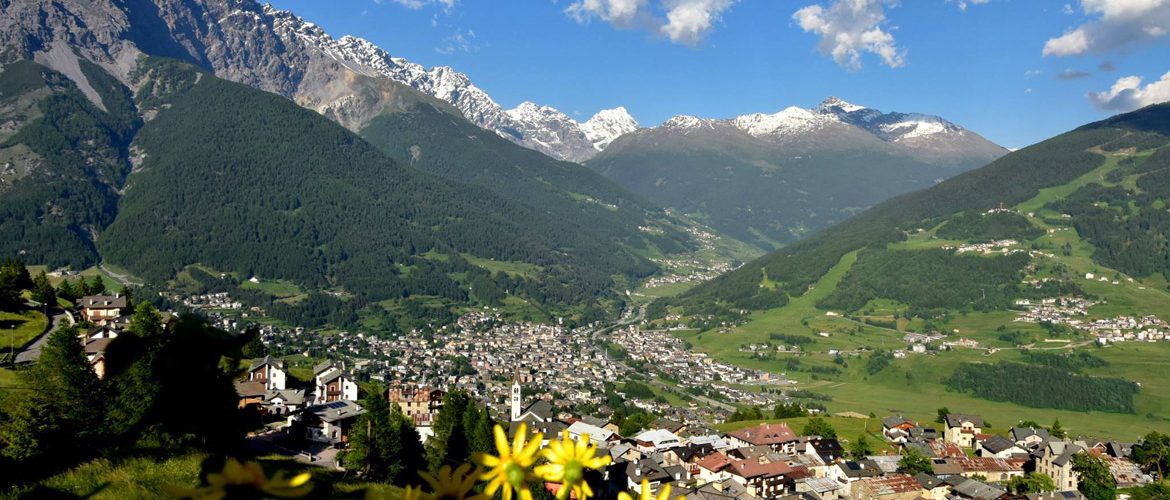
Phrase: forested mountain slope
[
  {"left": 676, "top": 104, "right": 1170, "bottom": 313},
  {"left": 587, "top": 100, "right": 1005, "bottom": 250}
]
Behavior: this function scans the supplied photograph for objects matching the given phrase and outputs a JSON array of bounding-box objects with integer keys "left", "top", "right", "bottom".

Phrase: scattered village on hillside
[{"left": 22, "top": 290, "right": 1155, "bottom": 499}]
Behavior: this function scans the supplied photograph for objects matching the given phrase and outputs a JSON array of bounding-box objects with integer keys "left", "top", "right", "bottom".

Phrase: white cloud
[
  {"left": 660, "top": 0, "right": 736, "bottom": 45},
  {"left": 390, "top": 0, "right": 457, "bottom": 10},
  {"left": 435, "top": 28, "right": 479, "bottom": 55},
  {"left": 1088, "top": 70, "right": 1170, "bottom": 110},
  {"left": 793, "top": 0, "right": 905, "bottom": 70},
  {"left": 565, "top": 0, "right": 651, "bottom": 28},
  {"left": 564, "top": 0, "right": 735, "bottom": 45},
  {"left": 953, "top": 0, "right": 991, "bottom": 12},
  {"left": 1043, "top": 0, "right": 1170, "bottom": 56}
]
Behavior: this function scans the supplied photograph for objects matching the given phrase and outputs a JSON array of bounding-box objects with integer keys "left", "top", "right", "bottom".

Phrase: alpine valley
[
  {"left": 2, "top": 0, "right": 1170, "bottom": 498},
  {"left": 0, "top": 0, "right": 1004, "bottom": 323}
]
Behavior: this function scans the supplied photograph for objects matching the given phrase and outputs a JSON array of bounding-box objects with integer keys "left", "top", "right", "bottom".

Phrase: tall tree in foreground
[
  {"left": 346, "top": 384, "right": 423, "bottom": 483},
  {"left": 1071, "top": 453, "right": 1116, "bottom": 500},
  {"left": 102, "top": 315, "right": 246, "bottom": 454},
  {"left": 427, "top": 390, "right": 472, "bottom": 470},
  {"left": 0, "top": 258, "right": 29, "bottom": 311},
  {"left": 1133, "top": 431, "right": 1170, "bottom": 480},
  {"left": 0, "top": 325, "right": 102, "bottom": 466}
]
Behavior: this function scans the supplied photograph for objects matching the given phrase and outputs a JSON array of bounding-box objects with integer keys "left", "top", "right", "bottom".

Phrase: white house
[{"left": 248, "top": 356, "right": 287, "bottom": 391}]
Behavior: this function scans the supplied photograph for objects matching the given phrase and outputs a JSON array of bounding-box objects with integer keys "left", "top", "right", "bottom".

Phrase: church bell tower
[{"left": 510, "top": 371, "right": 522, "bottom": 422}]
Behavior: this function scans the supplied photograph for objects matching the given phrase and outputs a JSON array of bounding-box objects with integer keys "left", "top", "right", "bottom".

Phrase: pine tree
[
  {"left": 463, "top": 403, "right": 495, "bottom": 456},
  {"left": 56, "top": 279, "right": 78, "bottom": 303},
  {"left": 347, "top": 386, "right": 397, "bottom": 481},
  {"left": 0, "top": 325, "right": 103, "bottom": 463},
  {"left": 118, "top": 285, "right": 134, "bottom": 311},
  {"left": 390, "top": 405, "right": 426, "bottom": 484},
  {"left": 1049, "top": 418, "right": 1067, "bottom": 439},
  {"left": 84, "top": 275, "right": 106, "bottom": 296},
  {"left": 0, "top": 258, "right": 25, "bottom": 311},
  {"left": 848, "top": 434, "right": 874, "bottom": 460},
  {"left": 31, "top": 271, "right": 57, "bottom": 308},
  {"left": 346, "top": 387, "right": 426, "bottom": 483},
  {"left": 102, "top": 316, "right": 245, "bottom": 453},
  {"left": 427, "top": 390, "right": 472, "bottom": 470},
  {"left": 126, "top": 302, "right": 164, "bottom": 337}
]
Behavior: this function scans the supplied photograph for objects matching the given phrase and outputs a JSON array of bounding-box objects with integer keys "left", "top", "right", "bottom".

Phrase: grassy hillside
[
  {"left": 654, "top": 104, "right": 1170, "bottom": 438},
  {"left": 679, "top": 111, "right": 1139, "bottom": 309}
]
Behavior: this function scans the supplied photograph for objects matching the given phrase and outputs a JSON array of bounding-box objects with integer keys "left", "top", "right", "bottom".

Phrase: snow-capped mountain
[
  {"left": 263, "top": 6, "right": 636, "bottom": 163},
  {"left": 581, "top": 107, "right": 640, "bottom": 151},
  {"left": 814, "top": 96, "right": 966, "bottom": 144},
  {"left": 635, "top": 97, "right": 1005, "bottom": 163},
  {"left": 591, "top": 97, "right": 1008, "bottom": 249},
  {"left": 732, "top": 106, "right": 838, "bottom": 138},
  {"left": 657, "top": 97, "right": 977, "bottom": 147}
]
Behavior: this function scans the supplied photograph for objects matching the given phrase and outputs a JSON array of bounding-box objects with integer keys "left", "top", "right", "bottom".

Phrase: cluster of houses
[
  {"left": 234, "top": 356, "right": 365, "bottom": 445},
  {"left": 237, "top": 347, "right": 1154, "bottom": 500},
  {"left": 610, "top": 326, "right": 787, "bottom": 409},
  {"left": 945, "top": 240, "right": 1023, "bottom": 256},
  {"left": 881, "top": 414, "right": 1151, "bottom": 499},
  {"left": 75, "top": 294, "right": 144, "bottom": 378},
  {"left": 644, "top": 225, "right": 738, "bottom": 290},
  {"left": 1014, "top": 296, "right": 1170, "bottom": 344},
  {"left": 181, "top": 291, "right": 243, "bottom": 311},
  {"left": 499, "top": 402, "right": 1153, "bottom": 499},
  {"left": 250, "top": 311, "right": 635, "bottom": 414}
]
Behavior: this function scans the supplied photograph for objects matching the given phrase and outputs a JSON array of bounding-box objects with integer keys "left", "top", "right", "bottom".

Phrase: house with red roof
[
  {"left": 726, "top": 458, "right": 792, "bottom": 498},
  {"left": 724, "top": 422, "right": 799, "bottom": 453}
]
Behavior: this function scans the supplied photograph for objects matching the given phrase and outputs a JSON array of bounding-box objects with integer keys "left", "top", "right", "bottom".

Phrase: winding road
[
  {"left": 15, "top": 309, "right": 75, "bottom": 364},
  {"left": 99, "top": 263, "right": 143, "bottom": 287}
]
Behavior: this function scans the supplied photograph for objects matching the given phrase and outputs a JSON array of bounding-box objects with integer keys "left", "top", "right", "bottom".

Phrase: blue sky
[{"left": 267, "top": 0, "right": 1170, "bottom": 149}]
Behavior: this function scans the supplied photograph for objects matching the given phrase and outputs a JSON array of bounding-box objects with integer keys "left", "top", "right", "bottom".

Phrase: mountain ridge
[
  {"left": 587, "top": 97, "right": 1007, "bottom": 250},
  {"left": 674, "top": 102, "right": 1170, "bottom": 314}
]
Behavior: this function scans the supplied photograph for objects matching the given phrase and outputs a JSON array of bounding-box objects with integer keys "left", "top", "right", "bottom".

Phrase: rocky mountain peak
[{"left": 582, "top": 107, "right": 640, "bottom": 151}]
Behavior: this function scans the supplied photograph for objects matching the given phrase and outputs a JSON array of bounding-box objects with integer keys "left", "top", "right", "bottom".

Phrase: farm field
[{"left": 671, "top": 237, "right": 1170, "bottom": 440}]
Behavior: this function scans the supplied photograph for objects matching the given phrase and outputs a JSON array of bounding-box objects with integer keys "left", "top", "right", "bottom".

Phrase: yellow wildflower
[
  {"left": 535, "top": 430, "right": 612, "bottom": 499},
  {"left": 166, "top": 458, "right": 313, "bottom": 499},
  {"left": 400, "top": 485, "right": 424, "bottom": 500},
  {"left": 418, "top": 463, "right": 487, "bottom": 500},
  {"left": 617, "top": 479, "right": 683, "bottom": 500},
  {"left": 476, "top": 423, "right": 543, "bottom": 500}
]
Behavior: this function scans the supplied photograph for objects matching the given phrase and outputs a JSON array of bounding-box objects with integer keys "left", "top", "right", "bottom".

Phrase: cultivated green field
[
  {"left": 670, "top": 168, "right": 1170, "bottom": 440},
  {"left": 239, "top": 279, "right": 303, "bottom": 299},
  {"left": 0, "top": 309, "right": 48, "bottom": 351}
]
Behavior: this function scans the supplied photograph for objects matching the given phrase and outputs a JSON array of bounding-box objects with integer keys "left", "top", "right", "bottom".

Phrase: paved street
[{"left": 16, "top": 310, "right": 74, "bottom": 364}]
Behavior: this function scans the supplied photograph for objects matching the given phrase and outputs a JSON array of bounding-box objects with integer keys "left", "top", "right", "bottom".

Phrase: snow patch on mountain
[
  {"left": 264, "top": 5, "right": 634, "bottom": 162},
  {"left": 581, "top": 107, "right": 639, "bottom": 151},
  {"left": 663, "top": 115, "right": 720, "bottom": 131},
  {"left": 733, "top": 106, "right": 834, "bottom": 137}
]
